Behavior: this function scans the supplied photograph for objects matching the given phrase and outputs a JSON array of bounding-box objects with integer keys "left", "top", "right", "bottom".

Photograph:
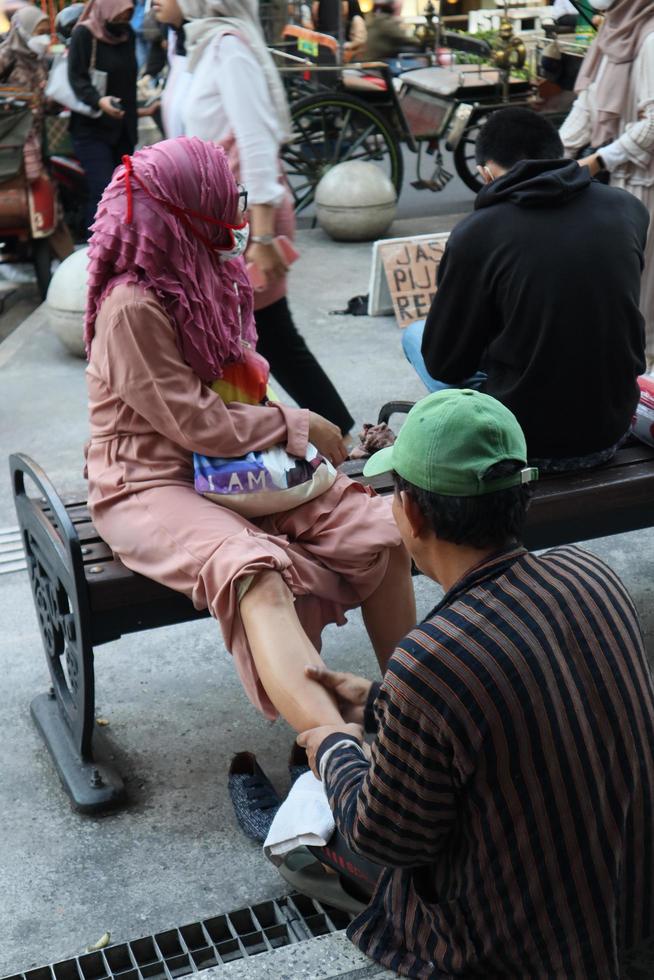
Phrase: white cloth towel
[{"left": 263, "top": 771, "right": 335, "bottom": 861}]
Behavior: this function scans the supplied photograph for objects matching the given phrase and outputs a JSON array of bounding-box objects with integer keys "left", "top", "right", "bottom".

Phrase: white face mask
[
  {"left": 589, "top": 0, "right": 614, "bottom": 10},
  {"left": 27, "top": 35, "right": 50, "bottom": 56},
  {"left": 218, "top": 221, "right": 250, "bottom": 263}
]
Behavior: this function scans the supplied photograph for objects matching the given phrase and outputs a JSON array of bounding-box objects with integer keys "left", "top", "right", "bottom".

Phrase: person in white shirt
[
  {"left": 551, "top": 0, "right": 577, "bottom": 18},
  {"left": 550, "top": 0, "right": 599, "bottom": 28},
  {"left": 153, "top": 0, "right": 354, "bottom": 434},
  {"left": 151, "top": 0, "right": 190, "bottom": 139},
  {"left": 560, "top": 0, "right": 654, "bottom": 370}
]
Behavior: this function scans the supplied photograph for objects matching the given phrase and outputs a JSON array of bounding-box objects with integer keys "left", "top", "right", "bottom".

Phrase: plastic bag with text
[{"left": 631, "top": 375, "right": 654, "bottom": 448}]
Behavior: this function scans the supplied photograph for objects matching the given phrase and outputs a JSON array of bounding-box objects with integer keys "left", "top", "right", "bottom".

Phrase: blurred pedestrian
[
  {"left": 312, "top": 0, "right": 366, "bottom": 53},
  {"left": 176, "top": 0, "right": 354, "bottom": 433},
  {"left": 68, "top": 0, "right": 138, "bottom": 231},
  {"left": 143, "top": 15, "right": 168, "bottom": 76},
  {"left": 151, "top": 0, "right": 189, "bottom": 139},
  {"left": 0, "top": 7, "right": 50, "bottom": 183},
  {"left": 551, "top": 0, "right": 599, "bottom": 31},
  {"left": 362, "top": 0, "right": 422, "bottom": 64},
  {"left": 560, "top": 0, "right": 654, "bottom": 370},
  {"left": 0, "top": 7, "right": 74, "bottom": 257},
  {"left": 130, "top": 0, "right": 148, "bottom": 68}
]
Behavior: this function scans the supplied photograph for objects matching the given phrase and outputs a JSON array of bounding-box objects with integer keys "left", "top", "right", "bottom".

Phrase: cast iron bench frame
[{"left": 9, "top": 402, "right": 654, "bottom": 813}]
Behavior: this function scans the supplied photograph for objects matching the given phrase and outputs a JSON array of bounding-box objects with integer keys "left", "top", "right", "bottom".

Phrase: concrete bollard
[
  {"left": 315, "top": 161, "right": 397, "bottom": 242},
  {"left": 46, "top": 247, "right": 89, "bottom": 359}
]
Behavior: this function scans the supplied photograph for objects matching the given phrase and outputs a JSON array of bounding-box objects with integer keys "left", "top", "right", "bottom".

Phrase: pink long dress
[{"left": 86, "top": 283, "right": 401, "bottom": 719}]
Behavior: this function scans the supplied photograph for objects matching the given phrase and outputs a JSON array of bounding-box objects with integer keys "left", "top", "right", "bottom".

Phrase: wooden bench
[{"left": 10, "top": 406, "right": 654, "bottom": 813}]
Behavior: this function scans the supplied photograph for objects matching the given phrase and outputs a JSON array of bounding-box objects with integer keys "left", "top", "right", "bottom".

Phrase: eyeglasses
[
  {"left": 237, "top": 184, "right": 248, "bottom": 213},
  {"left": 121, "top": 154, "right": 248, "bottom": 253}
]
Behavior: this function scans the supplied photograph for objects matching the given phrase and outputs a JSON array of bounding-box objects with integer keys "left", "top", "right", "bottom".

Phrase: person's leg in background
[
  {"left": 255, "top": 296, "right": 355, "bottom": 435},
  {"left": 72, "top": 137, "right": 118, "bottom": 233},
  {"left": 49, "top": 216, "right": 75, "bottom": 259},
  {"left": 402, "top": 319, "right": 487, "bottom": 392},
  {"left": 134, "top": 33, "right": 149, "bottom": 72},
  {"left": 113, "top": 132, "right": 136, "bottom": 170}
]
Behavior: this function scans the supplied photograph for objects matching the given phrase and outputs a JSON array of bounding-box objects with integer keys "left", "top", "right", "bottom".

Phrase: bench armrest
[
  {"left": 9, "top": 453, "right": 82, "bottom": 567},
  {"left": 377, "top": 401, "right": 415, "bottom": 425}
]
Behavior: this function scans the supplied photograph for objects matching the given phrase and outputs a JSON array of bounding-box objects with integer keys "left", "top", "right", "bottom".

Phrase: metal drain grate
[
  {"left": 0, "top": 525, "right": 25, "bottom": 576},
  {"left": 2, "top": 894, "right": 354, "bottom": 980}
]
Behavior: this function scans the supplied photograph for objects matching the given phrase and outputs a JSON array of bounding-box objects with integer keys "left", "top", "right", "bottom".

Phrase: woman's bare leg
[
  {"left": 362, "top": 544, "right": 416, "bottom": 673},
  {"left": 239, "top": 570, "right": 345, "bottom": 732}
]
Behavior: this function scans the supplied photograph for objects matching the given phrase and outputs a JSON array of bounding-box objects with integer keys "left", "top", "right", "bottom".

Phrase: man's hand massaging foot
[
  {"left": 297, "top": 722, "right": 365, "bottom": 779},
  {"left": 304, "top": 665, "right": 372, "bottom": 726}
]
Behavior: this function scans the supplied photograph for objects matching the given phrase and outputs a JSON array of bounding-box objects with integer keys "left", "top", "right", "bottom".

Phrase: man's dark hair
[
  {"left": 475, "top": 108, "right": 564, "bottom": 170},
  {"left": 394, "top": 460, "right": 532, "bottom": 550}
]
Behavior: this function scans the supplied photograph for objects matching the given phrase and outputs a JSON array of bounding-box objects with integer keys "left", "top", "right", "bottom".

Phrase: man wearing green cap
[{"left": 298, "top": 389, "right": 654, "bottom": 978}]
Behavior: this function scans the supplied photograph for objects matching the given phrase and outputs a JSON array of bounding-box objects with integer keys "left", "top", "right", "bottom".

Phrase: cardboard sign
[{"left": 367, "top": 232, "right": 449, "bottom": 321}]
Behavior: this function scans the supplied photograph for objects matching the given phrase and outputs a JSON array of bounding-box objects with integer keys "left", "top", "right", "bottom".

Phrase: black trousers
[
  {"left": 255, "top": 297, "right": 354, "bottom": 435},
  {"left": 73, "top": 132, "right": 134, "bottom": 232}
]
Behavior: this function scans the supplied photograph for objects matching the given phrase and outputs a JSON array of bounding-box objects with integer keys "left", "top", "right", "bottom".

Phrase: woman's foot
[{"left": 228, "top": 751, "right": 280, "bottom": 842}]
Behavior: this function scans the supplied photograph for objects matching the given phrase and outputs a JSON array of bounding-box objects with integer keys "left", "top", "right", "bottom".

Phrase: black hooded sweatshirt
[{"left": 421, "top": 159, "right": 649, "bottom": 459}]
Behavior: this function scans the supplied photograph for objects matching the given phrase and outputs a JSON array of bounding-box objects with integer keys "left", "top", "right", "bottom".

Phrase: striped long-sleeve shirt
[{"left": 320, "top": 546, "right": 654, "bottom": 978}]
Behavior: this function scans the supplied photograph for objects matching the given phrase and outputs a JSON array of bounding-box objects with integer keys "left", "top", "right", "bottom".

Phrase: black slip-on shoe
[
  {"left": 288, "top": 742, "right": 310, "bottom": 786},
  {"left": 228, "top": 751, "right": 281, "bottom": 842}
]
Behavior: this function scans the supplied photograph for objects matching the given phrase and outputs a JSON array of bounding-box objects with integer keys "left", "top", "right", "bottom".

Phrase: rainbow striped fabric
[{"left": 210, "top": 346, "right": 270, "bottom": 406}]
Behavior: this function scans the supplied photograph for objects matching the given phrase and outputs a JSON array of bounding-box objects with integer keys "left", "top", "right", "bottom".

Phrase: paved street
[{"left": 1, "top": 205, "right": 652, "bottom": 979}]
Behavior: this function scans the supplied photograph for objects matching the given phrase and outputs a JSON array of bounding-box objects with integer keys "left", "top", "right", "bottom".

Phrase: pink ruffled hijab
[
  {"left": 85, "top": 137, "right": 257, "bottom": 381},
  {"left": 575, "top": 0, "right": 654, "bottom": 145}
]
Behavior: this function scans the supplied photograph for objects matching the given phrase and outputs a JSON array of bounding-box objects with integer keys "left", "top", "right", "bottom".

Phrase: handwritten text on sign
[{"left": 380, "top": 238, "right": 447, "bottom": 327}]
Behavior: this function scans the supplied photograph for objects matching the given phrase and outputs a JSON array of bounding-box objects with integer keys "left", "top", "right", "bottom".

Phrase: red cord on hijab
[{"left": 122, "top": 154, "right": 247, "bottom": 253}]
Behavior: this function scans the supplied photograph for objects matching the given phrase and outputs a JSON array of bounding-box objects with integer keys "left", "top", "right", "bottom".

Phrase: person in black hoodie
[
  {"left": 68, "top": 0, "right": 138, "bottom": 233},
  {"left": 402, "top": 107, "right": 649, "bottom": 469}
]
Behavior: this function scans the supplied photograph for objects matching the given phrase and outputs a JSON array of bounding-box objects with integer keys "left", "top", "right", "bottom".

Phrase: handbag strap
[
  {"left": 90, "top": 36, "right": 97, "bottom": 72},
  {"left": 0, "top": 57, "right": 16, "bottom": 84}
]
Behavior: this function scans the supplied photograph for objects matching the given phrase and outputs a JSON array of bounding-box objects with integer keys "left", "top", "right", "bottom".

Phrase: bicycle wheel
[
  {"left": 283, "top": 91, "right": 404, "bottom": 213},
  {"left": 453, "top": 112, "right": 491, "bottom": 194}
]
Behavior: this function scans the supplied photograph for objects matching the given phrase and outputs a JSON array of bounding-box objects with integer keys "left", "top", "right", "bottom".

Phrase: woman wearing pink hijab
[
  {"left": 175, "top": 0, "right": 355, "bottom": 438},
  {"left": 560, "top": 0, "right": 654, "bottom": 370},
  {"left": 68, "top": 0, "right": 138, "bottom": 232},
  {"left": 85, "top": 138, "right": 415, "bottom": 743}
]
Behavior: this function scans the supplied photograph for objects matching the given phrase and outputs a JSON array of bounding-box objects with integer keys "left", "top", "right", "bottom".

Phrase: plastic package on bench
[{"left": 632, "top": 376, "right": 654, "bottom": 448}]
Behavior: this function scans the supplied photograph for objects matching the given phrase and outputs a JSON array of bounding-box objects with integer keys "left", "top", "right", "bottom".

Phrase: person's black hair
[
  {"left": 475, "top": 108, "right": 564, "bottom": 170},
  {"left": 393, "top": 460, "right": 532, "bottom": 550}
]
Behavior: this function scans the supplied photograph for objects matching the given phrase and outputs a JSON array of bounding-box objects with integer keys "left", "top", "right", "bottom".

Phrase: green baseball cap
[{"left": 363, "top": 389, "right": 538, "bottom": 495}]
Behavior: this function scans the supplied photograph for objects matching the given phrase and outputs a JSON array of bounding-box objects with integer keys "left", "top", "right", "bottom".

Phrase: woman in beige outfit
[
  {"left": 560, "top": 0, "right": 654, "bottom": 369},
  {"left": 84, "top": 137, "right": 415, "bottom": 732}
]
